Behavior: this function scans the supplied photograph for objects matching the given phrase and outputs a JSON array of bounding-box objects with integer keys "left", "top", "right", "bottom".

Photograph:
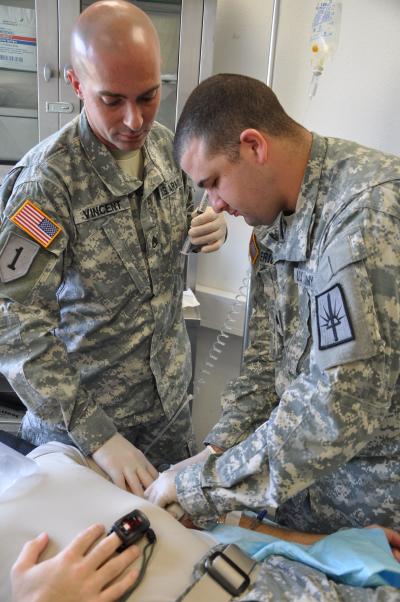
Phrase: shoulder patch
[
  {"left": 249, "top": 232, "right": 260, "bottom": 265},
  {"left": 0, "top": 232, "right": 40, "bottom": 283},
  {"left": 10, "top": 200, "right": 62, "bottom": 248},
  {"left": 316, "top": 283, "right": 355, "bottom": 350}
]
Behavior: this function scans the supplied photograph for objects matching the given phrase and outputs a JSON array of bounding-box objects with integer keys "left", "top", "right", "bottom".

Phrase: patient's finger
[
  {"left": 83, "top": 531, "right": 126, "bottom": 570},
  {"left": 97, "top": 543, "right": 140, "bottom": 587},
  {"left": 368, "top": 525, "right": 400, "bottom": 562},
  {"left": 12, "top": 532, "right": 49, "bottom": 571},
  {"left": 64, "top": 523, "right": 105, "bottom": 557},
  {"left": 392, "top": 548, "right": 400, "bottom": 563},
  {"left": 101, "top": 566, "right": 140, "bottom": 602}
]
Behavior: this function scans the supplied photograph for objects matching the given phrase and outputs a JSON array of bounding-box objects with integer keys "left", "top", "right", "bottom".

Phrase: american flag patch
[{"left": 10, "top": 200, "right": 62, "bottom": 248}]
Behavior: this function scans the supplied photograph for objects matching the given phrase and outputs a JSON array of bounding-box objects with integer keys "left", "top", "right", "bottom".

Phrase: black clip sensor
[{"left": 109, "top": 508, "right": 152, "bottom": 553}]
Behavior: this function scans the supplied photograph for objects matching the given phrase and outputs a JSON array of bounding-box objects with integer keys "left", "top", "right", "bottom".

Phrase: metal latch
[
  {"left": 204, "top": 546, "right": 254, "bottom": 596},
  {"left": 46, "top": 101, "right": 74, "bottom": 114}
]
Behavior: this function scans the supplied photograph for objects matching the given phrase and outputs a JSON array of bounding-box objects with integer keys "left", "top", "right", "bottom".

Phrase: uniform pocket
[{"left": 73, "top": 209, "right": 150, "bottom": 319}]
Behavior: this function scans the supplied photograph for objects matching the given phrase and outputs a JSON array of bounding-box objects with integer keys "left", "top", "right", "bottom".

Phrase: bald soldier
[
  {"left": 146, "top": 74, "right": 400, "bottom": 533},
  {"left": 0, "top": 1, "right": 226, "bottom": 495}
]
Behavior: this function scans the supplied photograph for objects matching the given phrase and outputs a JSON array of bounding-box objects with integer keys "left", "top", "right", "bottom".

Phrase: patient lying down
[{"left": 1, "top": 443, "right": 399, "bottom": 602}]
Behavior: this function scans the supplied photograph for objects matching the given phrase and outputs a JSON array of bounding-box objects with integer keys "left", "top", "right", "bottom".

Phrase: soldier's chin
[{"left": 244, "top": 215, "right": 263, "bottom": 226}]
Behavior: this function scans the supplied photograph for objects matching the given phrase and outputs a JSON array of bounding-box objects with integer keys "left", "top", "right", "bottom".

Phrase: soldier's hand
[
  {"left": 92, "top": 433, "right": 158, "bottom": 497},
  {"left": 189, "top": 206, "right": 227, "bottom": 253},
  {"left": 170, "top": 446, "right": 211, "bottom": 471},
  {"left": 144, "top": 468, "right": 178, "bottom": 508}
]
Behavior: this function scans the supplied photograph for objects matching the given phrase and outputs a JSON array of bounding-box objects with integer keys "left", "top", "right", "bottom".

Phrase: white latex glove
[
  {"left": 144, "top": 468, "right": 178, "bottom": 508},
  {"left": 11, "top": 525, "right": 140, "bottom": 602},
  {"left": 189, "top": 206, "right": 227, "bottom": 253},
  {"left": 92, "top": 433, "right": 158, "bottom": 497},
  {"left": 170, "top": 446, "right": 211, "bottom": 471}
]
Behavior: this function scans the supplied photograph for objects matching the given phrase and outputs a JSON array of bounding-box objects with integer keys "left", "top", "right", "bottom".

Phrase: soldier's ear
[
  {"left": 67, "top": 69, "right": 84, "bottom": 100},
  {"left": 239, "top": 129, "right": 268, "bottom": 164}
]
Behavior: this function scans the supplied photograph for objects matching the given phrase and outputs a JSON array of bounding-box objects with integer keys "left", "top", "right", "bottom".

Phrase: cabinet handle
[
  {"left": 63, "top": 64, "right": 72, "bottom": 85},
  {"left": 43, "top": 64, "right": 53, "bottom": 82}
]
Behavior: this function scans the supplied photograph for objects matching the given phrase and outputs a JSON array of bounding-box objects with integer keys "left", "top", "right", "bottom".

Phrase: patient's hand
[
  {"left": 144, "top": 468, "right": 178, "bottom": 507},
  {"left": 11, "top": 524, "right": 140, "bottom": 602},
  {"left": 368, "top": 525, "right": 400, "bottom": 562}
]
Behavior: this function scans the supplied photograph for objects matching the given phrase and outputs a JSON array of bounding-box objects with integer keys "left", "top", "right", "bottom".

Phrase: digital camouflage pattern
[
  {"left": 0, "top": 111, "right": 194, "bottom": 459},
  {"left": 176, "top": 133, "right": 400, "bottom": 531},
  {"left": 179, "top": 546, "right": 400, "bottom": 601}
]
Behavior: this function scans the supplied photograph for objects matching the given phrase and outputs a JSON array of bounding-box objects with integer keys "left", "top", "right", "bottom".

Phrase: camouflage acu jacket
[
  {"left": 176, "top": 133, "right": 400, "bottom": 532},
  {"left": 0, "top": 111, "right": 193, "bottom": 454}
]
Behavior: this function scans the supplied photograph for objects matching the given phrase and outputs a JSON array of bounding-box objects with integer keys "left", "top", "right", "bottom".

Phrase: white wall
[
  {"left": 273, "top": 0, "right": 400, "bottom": 155},
  {"left": 195, "top": 0, "right": 273, "bottom": 325},
  {"left": 195, "top": 0, "right": 400, "bottom": 333}
]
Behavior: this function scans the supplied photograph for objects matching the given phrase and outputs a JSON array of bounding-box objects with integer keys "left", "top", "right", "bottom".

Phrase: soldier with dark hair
[{"left": 146, "top": 73, "right": 400, "bottom": 534}]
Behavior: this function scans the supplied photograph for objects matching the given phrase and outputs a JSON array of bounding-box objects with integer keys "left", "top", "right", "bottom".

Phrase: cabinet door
[
  {"left": 0, "top": 0, "right": 59, "bottom": 166},
  {"left": 0, "top": 0, "right": 39, "bottom": 163}
]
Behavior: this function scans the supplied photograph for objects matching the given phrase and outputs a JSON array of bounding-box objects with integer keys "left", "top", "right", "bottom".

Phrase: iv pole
[{"left": 241, "top": 0, "right": 281, "bottom": 358}]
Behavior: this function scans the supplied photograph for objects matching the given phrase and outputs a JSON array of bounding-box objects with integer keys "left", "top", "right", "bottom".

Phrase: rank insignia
[
  {"left": 249, "top": 232, "right": 260, "bottom": 265},
  {"left": 10, "top": 200, "right": 62, "bottom": 248},
  {"left": 316, "top": 283, "right": 355, "bottom": 350}
]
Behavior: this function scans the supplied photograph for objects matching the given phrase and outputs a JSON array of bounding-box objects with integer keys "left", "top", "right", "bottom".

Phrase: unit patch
[
  {"left": 10, "top": 200, "right": 62, "bottom": 248},
  {"left": 249, "top": 232, "right": 260, "bottom": 265},
  {"left": 0, "top": 232, "right": 40, "bottom": 283},
  {"left": 315, "top": 283, "right": 355, "bottom": 350}
]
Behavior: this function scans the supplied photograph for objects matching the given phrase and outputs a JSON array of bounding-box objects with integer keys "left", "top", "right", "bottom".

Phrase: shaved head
[
  {"left": 67, "top": 0, "right": 161, "bottom": 151},
  {"left": 71, "top": 0, "right": 160, "bottom": 78}
]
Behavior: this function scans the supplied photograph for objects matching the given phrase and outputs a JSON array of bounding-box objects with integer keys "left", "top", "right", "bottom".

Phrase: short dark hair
[{"left": 174, "top": 73, "right": 302, "bottom": 163}]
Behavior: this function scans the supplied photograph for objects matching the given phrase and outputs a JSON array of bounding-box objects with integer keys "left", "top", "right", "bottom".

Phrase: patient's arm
[
  {"left": 11, "top": 524, "right": 140, "bottom": 602},
  {"left": 238, "top": 516, "right": 400, "bottom": 560},
  {"left": 238, "top": 514, "right": 324, "bottom": 544}
]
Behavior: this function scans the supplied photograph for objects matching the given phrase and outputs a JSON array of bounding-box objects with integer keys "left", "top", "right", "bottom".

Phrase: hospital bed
[{"left": 0, "top": 441, "right": 399, "bottom": 601}]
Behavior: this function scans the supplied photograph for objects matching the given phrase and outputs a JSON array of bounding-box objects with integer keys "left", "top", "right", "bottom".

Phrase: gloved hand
[
  {"left": 189, "top": 206, "right": 227, "bottom": 253},
  {"left": 170, "top": 446, "right": 211, "bottom": 471},
  {"left": 144, "top": 468, "right": 178, "bottom": 508},
  {"left": 92, "top": 433, "right": 158, "bottom": 497}
]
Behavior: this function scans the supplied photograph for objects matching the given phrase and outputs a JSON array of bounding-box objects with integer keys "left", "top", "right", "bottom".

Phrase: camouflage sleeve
[
  {"left": 204, "top": 264, "right": 279, "bottom": 449},
  {"left": 176, "top": 423, "right": 273, "bottom": 528},
  {"left": 177, "top": 194, "right": 400, "bottom": 524},
  {"left": 0, "top": 176, "right": 116, "bottom": 454}
]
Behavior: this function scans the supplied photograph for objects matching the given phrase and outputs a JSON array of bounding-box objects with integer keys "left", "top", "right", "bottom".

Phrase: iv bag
[{"left": 309, "top": 1, "right": 342, "bottom": 98}]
